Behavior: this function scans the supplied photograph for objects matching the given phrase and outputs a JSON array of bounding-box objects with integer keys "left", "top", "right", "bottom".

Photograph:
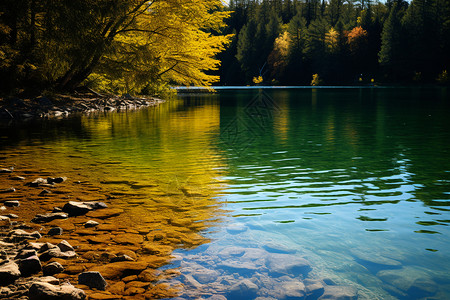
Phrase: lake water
[{"left": 1, "top": 88, "right": 450, "bottom": 299}]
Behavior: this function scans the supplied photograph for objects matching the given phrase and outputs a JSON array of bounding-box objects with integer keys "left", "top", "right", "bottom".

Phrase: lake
[{"left": 1, "top": 87, "right": 450, "bottom": 299}]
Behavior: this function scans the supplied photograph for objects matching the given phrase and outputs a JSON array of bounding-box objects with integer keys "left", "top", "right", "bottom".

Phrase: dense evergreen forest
[
  {"left": 218, "top": 0, "right": 450, "bottom": 86},
  {"left": 1, "top": 0, "right": 449, "bottom": 96}
]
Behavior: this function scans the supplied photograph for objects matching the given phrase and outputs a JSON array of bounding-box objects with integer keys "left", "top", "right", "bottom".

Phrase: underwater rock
[
  {"left": 304, "top": 278, "right": 325, "bottom": 298},
  {"left": 0, "top": 216, "right": 11, "bottom": 227},
  {"left": 228, "top": 279, "right": 259, "bottom": 299},
  {"left": 62, "top": 201, "right": 92, "bottom": 216},
  {"left": 318, "top": 285, "right": 357, "bottom": 300},
  {"left": 86, "top": 208, "right": 123, "bottom": 219},
  {"left": 226, "top": 224, "right": 248, "bottom": 235},
  {"left": 377, "top": 267, "right": 437, "bottom": 297},
  {"left": 281, "top": 280, "right": 306, "bottom": 299},
  {"left": 4, "top": 200, "right": 19, "bottom": 207},
  {"left": 89, "top": 262, "right": 148, "bottom": 279},
  {"left": 1, "top": 187, "right": 15, "bottom": 193},
  {"left": 266, "top": 254, "right": 311, "bottom": 276}
]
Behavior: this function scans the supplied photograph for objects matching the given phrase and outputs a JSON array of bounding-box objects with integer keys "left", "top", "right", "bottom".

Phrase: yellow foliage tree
[
  {"left": 268, "top": 31, "right": 291, "bottom": 80},
  {"left": 325, "top": 27, "right": 339, "bottom": 53}
]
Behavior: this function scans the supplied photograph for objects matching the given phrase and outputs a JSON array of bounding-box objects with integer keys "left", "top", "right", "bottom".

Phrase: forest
[
  {"left": 0, "top": 0, "right": 449, "bottom": 96},
  {"left": 218, "top": 0, "right": 450, "bottom": 86}
]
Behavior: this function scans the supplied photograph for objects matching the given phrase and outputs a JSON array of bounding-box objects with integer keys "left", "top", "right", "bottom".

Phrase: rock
[
  {"left": 0, "top": 261, "right": 21, "bottom": 285},
  {"left": 85, "top": 220, "right": 100, "bottom": 228},
  {"left": 86, "top": 208, "right": 123, "bottom": 219},
  {"left": 282, "top": 280, "right": 306, "bottom": 299},
  {"left": 28, "top": 282, "right": 86, "bottom": 300},
  {"left": 377, "top": 267, "right": 437, "bottom": 297},
  {"left": 318, "top": 286, "right": 357, "bottom": 300},
  {"left": 19, "top": 255, "right": 42, "bottom": 276},
  {"left": 33, "top": 276, "right": 60, "bottom": 285},
  {"left": 304, "top": 279, "right": 325, "bottom": 298},
  {"left": 78, "top": 271, "right": 108, "bottom": 291},
  {"left": 39, "top": 189, "right": 52, "bottom": 196},
  {"left": 263, "top": 243, "right": 296, "bottom": 254},
  {"left": 350, "top": 249, "right": 401, "bottom": 268},
  {"left": 113, "top": 233, "right": 144, "bottom": 245},
  {"left": 62, "top": 201, "right": 92, "bottom": 216},
  {"left": 5, "top": 213, "right": 18, "bottom": 218},
  {"left": 48, "top": 227, "right": 63, "bottom": 236},
  {"left": 0, "top": 216, "right": 11, "bottom": 227},
  {"left": 11, "top": 175, "right": 25, "bottom": 180},
  {"left": 57, "top": 240, "right": 75, "bottom": 252},
  {"left": 38, "top": 242, "right": 57, "bottom": 253},
  {"left": 192, "top": 268, "right": 220, "bottom": 284},
  {"left": 89, "top": 262, "right": 148, "bottom": 279},
  {"left": 37, "top": 96, "right": 53, "bottom": 107},
  {"left": 266, "top": 254, "right": 311, "bottom": 276},
  {"left": 84, "top": 201, "right": 108, "bottom": 210},
  {"left": 218, "top": 247, "right": 246, "bottom": 258},
  {"left": 43, "top": 262, "right": 65, "bottom": 276},
  {"left": 15, "top": 249, "right": 38, "bottom": 259},
  {"left": 228, "top": 279, "right": 259, "bottom": 299},
  {"left": 26, "top": 242, "right": 45, "bottom": 251},
  {"left": 28, "top": 178, "right": 47, "bottom": 187},
  {"left": 111, "top": 255, "right": 134, "bottom": 263},
  {"left": 40, "top": 248, "right": 77, "bottom": 261},
  {"left": 32, "top": 212, "right": 68, "bottom": 223},
  {"left": 7, "top": 229, "right": 41, "bottom": 242},
  {"left": 1, "top": 187, "right": 16, "bottom": 194},
  {"left": 226, "top": 224, "right": 248, "bottom": 234},
  {"left": 0, "top": 168, "right": 13, "bottom": 173},
  {"left": 3, "top": 200, "right": 19, "bottom": 207},
  {"left": 47, "top": 177, "right": 66, "bottom": 184}
]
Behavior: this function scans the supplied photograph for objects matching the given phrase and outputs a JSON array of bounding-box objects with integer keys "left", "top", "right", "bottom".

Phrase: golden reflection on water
[{"left": 0, "top": 100, "right": 228, "bottom": 298}]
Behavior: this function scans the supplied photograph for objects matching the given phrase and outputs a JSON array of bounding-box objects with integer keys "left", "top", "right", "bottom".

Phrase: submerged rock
[
  {"left": 1, "top": 188, "right": 16, "bottom": 194},
  {"left": 62, "top": 201, "right": 92, "bottom": 216},
  {"left": 318, "top": 285, "right": 357, "bottom": 300},
  {"left": 266, "top": 253, "right": 311, "bottom": 276},
  {"left": 228, "top": 279, "right": 259, "bottom": 299}
]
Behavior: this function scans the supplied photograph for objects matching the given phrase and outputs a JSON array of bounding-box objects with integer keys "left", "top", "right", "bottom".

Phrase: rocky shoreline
[
  {"left": 0, "top": 91, "right": 164, "bottom": 120},
  {"left": 0, "top": 167, "right": 182, "bottom": 300}
]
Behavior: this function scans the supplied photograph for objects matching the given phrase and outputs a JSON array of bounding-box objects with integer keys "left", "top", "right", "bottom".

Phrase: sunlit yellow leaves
[
  {"left": 325, "top": 27, "right": 339, "bottom": 53},
  {"left": 253, "top": 76, "right": 263, "bottom": 84}
]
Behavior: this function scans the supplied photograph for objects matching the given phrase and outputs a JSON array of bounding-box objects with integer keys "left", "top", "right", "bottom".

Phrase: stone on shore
[
  {"left": 78, "top": 271, "right": 108, "bottom": 291},
  {"left": 40, "top": 248, "right": 77, "bottom": 261},
  {"left": 1, "top": 187, "right": 15, "bottom": 193},
  {"left": 28, "top": 282, "right": 86, "bottom": 300},
  {"left": 4, "top": 200, "right": 19, "bottom": 207},
  {"left": 43, "top": 262, "right": 65, "bottom": 276},
  {"left": 0, "top": 168, "right": 13, "bottom": 173},
  {"left": 19, "top": 255, "right": 42, "bottom": 276},
  {"left": 0, "top": 261, "right": 21, "bottom": 285},
  {"left": 57, "top": 240, "right": 75, "bottom": 252},
  {"left": 63, "top": 201, "right": 92, "bottom": 216},
  {"left": 85, "top": 220, "right": 100, "bottom": 228},
  {"left": 0, "top": 216, "right": 11, "bottom": 227},
  {"left": 15, "top": 249, "right": 38, "bottom": 259},
  {"left": 32, "top": 212, "right": 68, "bottom": 223},
  {"left": 7, "top": 229, "right": 41, "bottom": 242}
]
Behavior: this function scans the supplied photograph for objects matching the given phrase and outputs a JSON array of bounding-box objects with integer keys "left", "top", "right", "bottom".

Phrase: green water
[{"left": 1, "top": 87, "right": 450, "bottom": 299}]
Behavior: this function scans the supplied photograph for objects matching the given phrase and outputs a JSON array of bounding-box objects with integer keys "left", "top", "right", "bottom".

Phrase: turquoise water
[{"left": 1, "top": 87, "right": 450, "bottom": 299}]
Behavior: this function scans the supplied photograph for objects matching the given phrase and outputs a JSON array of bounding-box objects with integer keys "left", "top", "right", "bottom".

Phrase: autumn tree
[{"left": 0, "top": 0, "right": 231, "bottom": 94}]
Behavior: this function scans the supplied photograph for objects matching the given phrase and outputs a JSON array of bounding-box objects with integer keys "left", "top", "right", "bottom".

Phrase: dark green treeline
[{"left": 218, "top": 0, "right": 450, "bottom": 86}]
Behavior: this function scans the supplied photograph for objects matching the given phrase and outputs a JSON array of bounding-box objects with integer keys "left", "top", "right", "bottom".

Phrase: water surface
[{"left": 1, "top": 88, "right": 449, "bottom": 299}]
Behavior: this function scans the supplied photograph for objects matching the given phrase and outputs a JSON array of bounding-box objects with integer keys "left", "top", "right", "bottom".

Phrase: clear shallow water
[{"left": 1, "top": 88, "right": 450, "bottom": 299}]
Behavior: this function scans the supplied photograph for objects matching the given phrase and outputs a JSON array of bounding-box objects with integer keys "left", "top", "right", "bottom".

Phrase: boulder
[
  {"left": 78, "top": 271, "right": 108, "bottom": 291},
  {"left": 19, "top": 255, "right": 42, "bottom": 276},
  {"left": 0, "top": 261, "right": 21, "bottom": 285},
  {"left": 32, "top": 212, "right": 68, "bottom": 223},
  {"left": 43, "top": 262, "right": 65, "bottom": 276},
  {"left": 28, "top": 282, "right": 86, "bottom": 300},
  {"left": 282, "top": 280, "right": 306, "bottom": 299}
]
